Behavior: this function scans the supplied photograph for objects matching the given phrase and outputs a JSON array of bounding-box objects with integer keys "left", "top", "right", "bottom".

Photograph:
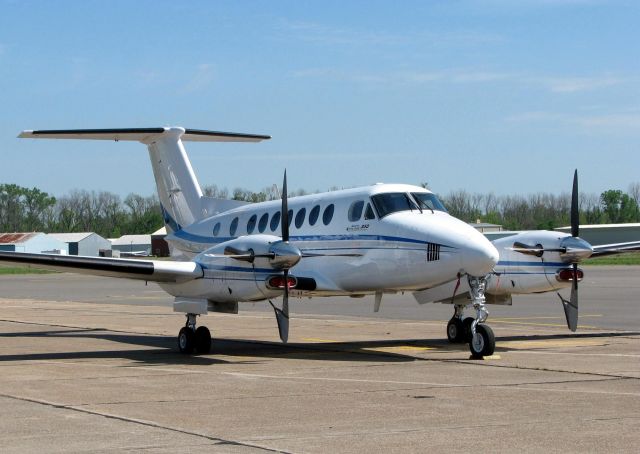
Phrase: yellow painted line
[
  {"left": 302, "top": 337, "right": 339, "bottom": 343},
  {"left": 490, "top": 319, "right": 601, "bottom": 329},
  {"left": 482, "top": 355, "right": 501, "bottom": 360},
  {"left": 499, "top": 339, "right": 606, "bottom": 349},
  {"left": 492, "top": 315, "right": 602, "bottom": 320},
  {"left": 365, "top": 345, "right": 436, "bottom": 353}
]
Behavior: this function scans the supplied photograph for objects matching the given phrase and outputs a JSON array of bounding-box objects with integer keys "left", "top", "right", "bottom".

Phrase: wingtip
[{"left": 17, "top": 130, "right": 34, "bottom": 138}]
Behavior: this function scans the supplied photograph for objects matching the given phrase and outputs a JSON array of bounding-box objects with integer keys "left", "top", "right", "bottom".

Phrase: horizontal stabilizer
[
  {"left": 0, "top": 251, "right": 202, "bottom": 283},
  {"left": 18, "top": 127, "right": 270, "bottom": 143}
]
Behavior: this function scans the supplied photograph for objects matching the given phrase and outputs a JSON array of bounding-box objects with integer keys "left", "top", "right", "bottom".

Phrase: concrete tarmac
[{"left": 0, "top": 267, "right": 638, "bottom": 452}]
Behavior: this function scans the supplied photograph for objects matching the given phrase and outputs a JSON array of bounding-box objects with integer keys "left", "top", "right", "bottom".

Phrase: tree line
[
  {"left": 439, "top": 184, "right": 640, "bottom": 230},
  {"left": 1, "top": 182, "right": 639, "bottom": 238}
]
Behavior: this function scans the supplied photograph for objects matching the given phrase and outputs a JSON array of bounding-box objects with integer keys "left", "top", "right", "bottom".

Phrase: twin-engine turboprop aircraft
[
  {"left": 0, "top": 127, "right": 500, "bottom": 357},
  {"left": 415, "top": 170, "right": 640, "bottom": 342}
]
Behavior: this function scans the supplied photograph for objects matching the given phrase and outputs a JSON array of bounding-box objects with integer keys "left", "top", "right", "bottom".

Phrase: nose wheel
[
  {"left": 446, "top": 305, "right": 478, "bottom": 344},
  {"left": 469, "top": 324, "right": 495, "bottom": 358},
  {"left": 178, "top": 314, "right": 212, "bottom": 354},
  {"left": 446, "top": 304, "right": 469, "bottom": 343},
  {"left": 466, "top": 275, "right": 496, "bottom": 359}
]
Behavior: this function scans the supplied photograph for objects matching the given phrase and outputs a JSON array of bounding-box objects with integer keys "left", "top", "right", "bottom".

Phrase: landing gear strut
[
  {"left": 467, "top": 275, "right": 495, "bottom": 358},
  {"left": 178, "top": 313, "right": 212, "bottom": 354}
]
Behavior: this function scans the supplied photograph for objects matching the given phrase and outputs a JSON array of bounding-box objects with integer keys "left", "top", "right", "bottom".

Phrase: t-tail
[{"left": 18, "top": 127, "right": 270, "bottom": 232}]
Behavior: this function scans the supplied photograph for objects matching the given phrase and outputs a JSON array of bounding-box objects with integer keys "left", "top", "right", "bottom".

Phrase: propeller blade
[
  {"left": 270, "top": 301, "right": 290, "bottom": 343},
  {"left": 571, "top": 169, "right": 579, "bottom": 238},
  {"left": 281, "top": 169, "right": 289, "bottom": 243},
  {"left": 560, "top": 263, "right": 579, "bottom": 332},
  {"left": 270, "top": 268, "right": 290, "bottom": 343}
]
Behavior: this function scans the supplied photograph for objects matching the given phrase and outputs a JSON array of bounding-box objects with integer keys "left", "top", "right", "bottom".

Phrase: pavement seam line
[{"left": 0, "top": 392, "right": 292, "bottom": 454}]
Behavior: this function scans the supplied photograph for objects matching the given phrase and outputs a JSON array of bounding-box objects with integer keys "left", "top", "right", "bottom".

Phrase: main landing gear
[
  {"left": 178, "top": 313, "right": 212, "bottom": 354},
  {"left": 446, "top": 275, "right": 495, "bottom": 359}
]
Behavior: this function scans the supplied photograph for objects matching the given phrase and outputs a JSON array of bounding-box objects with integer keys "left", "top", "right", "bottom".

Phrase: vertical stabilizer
[{"left": 146, "top": 128, "right": 203, "bottom": 232}]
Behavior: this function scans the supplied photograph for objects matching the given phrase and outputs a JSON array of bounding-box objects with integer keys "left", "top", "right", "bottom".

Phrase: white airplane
[
  {"left": 0, "top": 127, "right": 500, "bottom": 357},
  {"left": 415, "top": 170, "right": 640, "bottom": 343}
]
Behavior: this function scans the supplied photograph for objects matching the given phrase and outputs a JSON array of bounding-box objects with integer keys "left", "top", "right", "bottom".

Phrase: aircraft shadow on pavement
[
  {"left": 0, "top": 328, "right": 637, "bottom": 364},
  {"left": 0, "top": 328, "right": 421, "bottom": 364}
]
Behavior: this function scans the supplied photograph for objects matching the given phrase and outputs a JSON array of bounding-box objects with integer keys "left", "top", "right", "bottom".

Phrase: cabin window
[
  {"left": 411, "top": 192, "right": 448, "bottom": 213},
  {"left": 270, "top": 211, "right": 281, "bottom": 232},
  {"left": 348, "top": 200, "right": 364, "bottom": 222},
  {"left": 323, "top": 204, "right": 335, "bottom": 225},
  {"left": 364, "top": 203, "right": 376, "bottom": 220},
  {"left": 230, "top": 217, "right": 239, "bottom": 236},
  {"left": 371, "top": 193, "right": 418, "bottom": 218},
  {"left": 258, "top": 213, "right": 269, "bottom": 233},
  {"left": 309, "top": 205, "right": 320, "bottom": 226},
  {"left": 287, "top": 209, "right": 294, "bottom": 227},
  {"left": 213, "top": 222, "right": 221, "bottom": 236},
  {"left": 247, "top": 214, "right": 257, "bottom": 234},
  {"left": 295, "top": 208, "right": 306, "bottom": 228}
]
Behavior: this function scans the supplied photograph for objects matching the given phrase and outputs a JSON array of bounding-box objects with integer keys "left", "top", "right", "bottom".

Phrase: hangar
[
  {"left": 49, "top": 232, "right": 111, "bottom": 257},
  {"left": 0, "top": 233, "right": 68, "bottom": 254},
  {"left": 151, "top": 227, "right": 170, "bottom": 257},
  {"left": 555, "top": 223, "right": 640, "bottom": 246},
  {"left": 110, "top": 234, "right": 152, "bottom": 256}
]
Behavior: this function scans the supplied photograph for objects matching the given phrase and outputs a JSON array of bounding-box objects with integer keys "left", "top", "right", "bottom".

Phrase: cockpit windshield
[
  {"left": 411, "top": 192, "right": 448, "bottom": 213},
  {"left": 371, "top": 193, "right": 419, "bottom": 218}
]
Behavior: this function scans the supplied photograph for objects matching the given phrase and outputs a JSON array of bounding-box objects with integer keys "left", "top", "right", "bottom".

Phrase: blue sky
[{"left": 0, "top": 0, "right": 638, "bottom": 199}]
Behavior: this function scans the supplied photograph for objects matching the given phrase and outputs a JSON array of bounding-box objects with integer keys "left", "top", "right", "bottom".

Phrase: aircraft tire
[
  {"left": 469, "top": 324, "right": 495, "bottom": 359},
  {"left": 195, "top": 326, "right": 212, "bottom": 354},
  {"left": 446, "top": 318, "right": 465, "bottom": 343},
  {"left": 178, "top": 327, "right": 195, "bottom": 354},
  {"left": 462, "top": 317, "right": 474, "bottom": 342}
]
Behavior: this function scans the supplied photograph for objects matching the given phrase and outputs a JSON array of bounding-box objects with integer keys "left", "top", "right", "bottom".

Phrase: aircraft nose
[{"left": 461, "top": 237, "right": 499, "bottom": 277}]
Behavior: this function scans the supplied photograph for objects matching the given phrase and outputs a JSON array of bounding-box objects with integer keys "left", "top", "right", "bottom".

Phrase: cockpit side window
[
  {"left": 364, "top": 203, "right": 376, "bottom": 220},
  {"left": 411, "top": 192, "right": 448, "bottom": 213},
  {"left": 348, "top": 200, "right": 364, "bottom": 222},
  {"left": 371, "top": 193, "right": 416, "bottom": 218}
]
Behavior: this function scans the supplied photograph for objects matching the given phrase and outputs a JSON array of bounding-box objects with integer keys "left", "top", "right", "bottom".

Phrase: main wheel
[
  {"left": 446, "top": 318, "right": 465, "bottom": 343},
  {"left": 462, "top": 317, "right": 474, "bottom": 342},
  {"left": 195, "top": 326, "right": 212, "bottom": 354},
  {"left": 178, "top": 327, "right": 195, "bottom": 354},
  {"left": 469, "top": 324, "right": 495, "bottom": 359}
]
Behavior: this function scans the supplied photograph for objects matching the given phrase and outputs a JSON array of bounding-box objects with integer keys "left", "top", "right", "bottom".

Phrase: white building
[
  {"left": 110, "top": 234, "right": 152, "bottom": 256},
  {"left": 0, "top": 233, "right": 68, "bottom": 254},
  {"left": 49, "top": 232, "right": 112, "bottom": 257}
]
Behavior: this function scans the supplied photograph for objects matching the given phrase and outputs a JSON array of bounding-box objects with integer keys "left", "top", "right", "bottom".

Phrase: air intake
[{"left": 427, "top": 243, "right": 440, "bottom": 262}]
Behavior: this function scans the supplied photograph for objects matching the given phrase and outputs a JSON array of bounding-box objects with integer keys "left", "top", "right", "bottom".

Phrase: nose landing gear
[{"left": 467, "top": 275, "right": 495, "bottom": 358}]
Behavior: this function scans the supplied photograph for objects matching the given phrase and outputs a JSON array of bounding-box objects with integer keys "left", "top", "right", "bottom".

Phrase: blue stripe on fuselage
[
  {"left": 170, "top": 229, "right": 455, "bottom": 249},
  {"left": 497, "top": 260, "right": 566, "bottom": 267}
]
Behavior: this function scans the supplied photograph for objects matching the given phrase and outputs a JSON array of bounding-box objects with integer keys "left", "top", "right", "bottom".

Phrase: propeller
[
  {"left": 507, "top": 170, "right": 586, "bottom": 331},
  {"left": 207, "top": 169, "right": 363, "bottom": 342},
  {"left": 270, "top": 170, "right": 292, "bottom": 343},
  {"left": 560, "top": 170, "right": 580, "bottom": 332}
]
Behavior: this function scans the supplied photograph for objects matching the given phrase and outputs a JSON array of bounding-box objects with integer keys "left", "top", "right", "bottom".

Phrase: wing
[
  {"left": 0, "top": 251, "right": 202, "bottom": 283},
  {"left": 591, "top": 241, "right": 640, "bottom": 257}
]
